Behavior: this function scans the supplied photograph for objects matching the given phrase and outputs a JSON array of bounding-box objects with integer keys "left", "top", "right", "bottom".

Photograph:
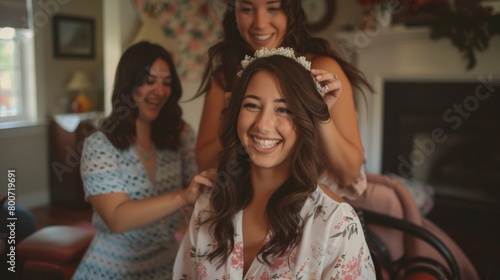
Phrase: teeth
[
  {"left": 254, "top": 34, "right": 272, "bottom": 41},
  {"left": 145, "top": 99, "right": 160, "bottom": 105},
  {"left": 253, "top": 137, "right": 280, "bottom": 149}
]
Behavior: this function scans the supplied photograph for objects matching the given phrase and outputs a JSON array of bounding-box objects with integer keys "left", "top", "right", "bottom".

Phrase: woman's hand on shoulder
[{"left": 182, "top": 168, "right": 217, "bottom": 206}]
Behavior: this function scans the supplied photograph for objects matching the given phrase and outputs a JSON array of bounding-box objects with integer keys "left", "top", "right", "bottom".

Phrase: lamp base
[{"left": 71, "top": 92, "right": 92, "bottom": 113}]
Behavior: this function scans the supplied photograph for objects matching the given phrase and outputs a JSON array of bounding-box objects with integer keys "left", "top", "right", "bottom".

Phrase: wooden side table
[{"left": 48, "top": 112, "right": 102, "bottom": 210}]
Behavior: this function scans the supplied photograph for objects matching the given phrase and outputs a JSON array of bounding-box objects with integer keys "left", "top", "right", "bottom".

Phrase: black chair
[{"left": 357, "top": 209, "right": 460, "bottom": 280}]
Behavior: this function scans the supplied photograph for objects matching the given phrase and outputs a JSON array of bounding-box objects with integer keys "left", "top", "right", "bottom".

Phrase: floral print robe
[{"left": 173, "top": 187, "right": 375, "bottom": 279}]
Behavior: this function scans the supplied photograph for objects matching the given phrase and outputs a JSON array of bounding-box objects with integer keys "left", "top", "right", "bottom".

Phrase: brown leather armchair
[{"left": 17, "top": 225, "right": 95, "bottom": 280}]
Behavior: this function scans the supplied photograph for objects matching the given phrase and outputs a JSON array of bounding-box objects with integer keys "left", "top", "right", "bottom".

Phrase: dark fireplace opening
[{"left": 382, "top": 81, "right": 500, "bottom": 214}]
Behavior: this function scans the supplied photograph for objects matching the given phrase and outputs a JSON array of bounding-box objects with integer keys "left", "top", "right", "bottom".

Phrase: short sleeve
[
  {"left": 80, "top": 132, "right": 128, "bottom": 198},
  {"left": 180, "top": 122, "right": 198, "bottom": 187},
  {"left": 319, "top": 171, "right": 367, "bottom": 200}
]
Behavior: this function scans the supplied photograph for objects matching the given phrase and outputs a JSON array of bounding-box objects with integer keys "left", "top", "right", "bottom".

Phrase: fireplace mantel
[{"left": 334, "top": 26, "right": 500, "bottom": 174}]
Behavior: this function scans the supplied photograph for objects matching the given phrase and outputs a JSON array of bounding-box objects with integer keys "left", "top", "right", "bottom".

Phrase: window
[
  {"left": 0, "top": 27, "right": 36, "bottom": 124},
  {"left": 0, "top": 0, "right": 36, "bottom": 125},
  {"left": 0, "top": 28, "right": 21, "bottom": 118}
]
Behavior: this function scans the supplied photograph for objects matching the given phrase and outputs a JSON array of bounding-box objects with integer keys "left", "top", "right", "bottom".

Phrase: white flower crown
[{"left": 237, "top": 47, "right": 327, "bottom": 97}]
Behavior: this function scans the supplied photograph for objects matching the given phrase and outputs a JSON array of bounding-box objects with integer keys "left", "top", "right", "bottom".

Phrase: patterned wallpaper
[{"left": 133, "top": 0, "right": 223, "bottom": 81}]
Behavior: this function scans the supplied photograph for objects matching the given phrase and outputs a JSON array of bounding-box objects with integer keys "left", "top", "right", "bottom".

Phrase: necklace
[{"left": 135, "top": 143, "right": 156, "bottom": 160}]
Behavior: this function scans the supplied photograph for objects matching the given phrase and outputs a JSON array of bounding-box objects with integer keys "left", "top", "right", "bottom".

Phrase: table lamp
[{"left": 67, "top": 70, "right": 93, "bottom": 113}]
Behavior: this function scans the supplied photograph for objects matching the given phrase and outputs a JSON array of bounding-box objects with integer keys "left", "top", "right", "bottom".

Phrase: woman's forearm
[
  {"left": 318, "top": 119, "right": 364, "bottom": 186},
  {"left": 195, "top": 78, "right": 226, "bottom": 171},
  {"left": 310, "top": 56, "right": 365, "bottom": 186},
  {"left": 89, "top": 189, "right": 187, "bottom": 233}
]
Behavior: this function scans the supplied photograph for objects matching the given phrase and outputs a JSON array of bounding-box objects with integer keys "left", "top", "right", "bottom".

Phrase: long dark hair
[
  {"left": 100, "top": 41, "right": 184, "bottom": 151},
  {"left": 204, "top": 55, "right": 331, "bottom": 267},
  {"left": 194, "top": 0, "right": 372, "bottom": 98}
]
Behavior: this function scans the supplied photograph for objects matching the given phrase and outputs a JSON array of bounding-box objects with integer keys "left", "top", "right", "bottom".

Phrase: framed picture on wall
[
  {"left": 301, "top": 0, "right": 337, "bottom": 32},
  {"left": 53, "top": 15, "right": 95, "bottom": 59}
]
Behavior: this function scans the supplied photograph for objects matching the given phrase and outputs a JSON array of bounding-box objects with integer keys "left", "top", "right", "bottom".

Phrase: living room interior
[{"left": 1, "top": 0, "right": 499, "bottom": 279}]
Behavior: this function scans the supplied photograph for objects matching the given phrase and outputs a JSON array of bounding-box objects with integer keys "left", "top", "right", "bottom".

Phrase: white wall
[{"left": 0, "top": 125, "right": 49, "bottom": 208}]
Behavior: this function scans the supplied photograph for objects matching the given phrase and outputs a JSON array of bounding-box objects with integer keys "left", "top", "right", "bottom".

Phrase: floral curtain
[{"left": 133, "top": 0, "right": 223, "bottom": 81}]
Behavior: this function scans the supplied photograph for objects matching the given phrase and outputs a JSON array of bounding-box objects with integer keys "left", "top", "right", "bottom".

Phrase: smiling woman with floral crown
[
  {"left": 173, "top": 49, "right": 375, "bottom": 279},
  {"left": 194, "top": 0, "right": 373, "bottom": 200}
]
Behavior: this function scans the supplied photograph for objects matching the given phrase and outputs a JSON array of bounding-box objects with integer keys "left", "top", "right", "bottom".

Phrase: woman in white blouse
[{"left": 174, "top": 49, "right": 375, "bottom": 279}]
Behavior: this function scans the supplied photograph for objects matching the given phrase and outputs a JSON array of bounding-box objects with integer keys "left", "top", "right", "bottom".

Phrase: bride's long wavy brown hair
[{"left": 203, "top": 55, "right": 331, "bottom": 267}]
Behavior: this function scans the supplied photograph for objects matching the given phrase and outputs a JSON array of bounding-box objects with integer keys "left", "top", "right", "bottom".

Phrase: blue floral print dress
[{"left": 73, "top": 124, "right": 197, "bottom": 280}]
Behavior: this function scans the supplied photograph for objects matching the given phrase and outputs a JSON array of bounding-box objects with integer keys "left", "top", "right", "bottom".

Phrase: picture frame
[
  {"left": 302, "top": 0, "right": 337, "bottom": 32},
  {"left": 53, "top": 15, "right": 95, "bottom": 59}
]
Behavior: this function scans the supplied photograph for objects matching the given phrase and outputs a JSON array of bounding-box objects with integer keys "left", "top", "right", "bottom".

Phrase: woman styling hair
[{"left": 195, "top": 0, "right": 372, "bottom": 198}]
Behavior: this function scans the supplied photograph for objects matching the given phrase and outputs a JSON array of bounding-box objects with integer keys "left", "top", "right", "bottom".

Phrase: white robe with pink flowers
[{"left": 173, "top": 187, "right": 375, "bottom": 280}]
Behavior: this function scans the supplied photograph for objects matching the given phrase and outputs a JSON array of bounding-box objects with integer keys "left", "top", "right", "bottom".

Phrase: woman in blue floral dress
[{"left": 73, "top": 41, "right": 214, "bottom": 280}]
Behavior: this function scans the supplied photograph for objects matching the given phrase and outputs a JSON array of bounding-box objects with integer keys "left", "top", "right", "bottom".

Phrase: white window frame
[{"left": 0, "top": 28, "right": 36, "bottom": 126}]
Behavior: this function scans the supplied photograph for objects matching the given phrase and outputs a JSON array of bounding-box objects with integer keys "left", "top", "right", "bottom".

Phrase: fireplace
[
  {"left": 334, "top": 26, "right": 500, "bottom": 214},
  {"left": 382, "top": 81, "right": 500, "bottom": 211}
]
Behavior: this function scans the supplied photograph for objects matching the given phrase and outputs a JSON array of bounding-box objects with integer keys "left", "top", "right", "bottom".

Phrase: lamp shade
[{"left": 66, "top": 70, "right": 93, "bottom": 91}]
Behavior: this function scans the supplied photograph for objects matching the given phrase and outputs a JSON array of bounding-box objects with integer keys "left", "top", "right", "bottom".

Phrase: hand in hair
[
  {"left": 224, "top": 69, "right": 339, "bottom": 110},
  {"left": 182, "top": 168, "right": 216, "bottom": 206},
  {"left": 311, "top": 68, "right": 342, "bottom": 110}
]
